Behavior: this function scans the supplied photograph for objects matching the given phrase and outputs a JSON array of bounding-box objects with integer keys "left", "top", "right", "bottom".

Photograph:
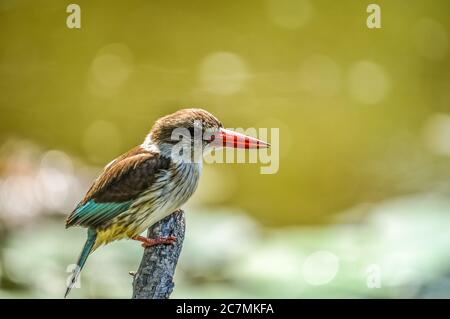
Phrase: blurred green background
[{"left": 0, "top": 0, "right": 449, "bottom": 298}]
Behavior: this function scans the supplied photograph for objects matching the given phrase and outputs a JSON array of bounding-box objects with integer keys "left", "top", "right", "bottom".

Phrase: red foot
[{"left": 133, "top": 235, "right": 177, "bottom": 248}]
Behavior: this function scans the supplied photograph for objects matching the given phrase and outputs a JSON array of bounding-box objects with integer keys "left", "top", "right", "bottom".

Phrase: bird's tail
[{"left": 65, "top": 229, "right": 97, "bottom": 298}]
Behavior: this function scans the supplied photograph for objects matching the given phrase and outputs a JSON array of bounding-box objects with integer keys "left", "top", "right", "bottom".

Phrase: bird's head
[{"left": 146, "top": 108, "right": 269, "bottom": 162}]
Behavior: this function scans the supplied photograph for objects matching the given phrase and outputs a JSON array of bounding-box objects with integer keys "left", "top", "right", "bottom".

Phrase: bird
[{"left": 64, "top": 108, "right": 269, "bottom": 297}]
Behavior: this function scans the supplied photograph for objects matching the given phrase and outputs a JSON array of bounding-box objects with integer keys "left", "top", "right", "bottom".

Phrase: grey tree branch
[{"left": 132, "top": 210, "right": 185, "bottom": 299}]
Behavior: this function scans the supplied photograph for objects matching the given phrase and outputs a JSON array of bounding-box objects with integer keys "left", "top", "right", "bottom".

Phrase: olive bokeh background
[{"left": 0, "top": 0, "right": 449, "bottom": 298}]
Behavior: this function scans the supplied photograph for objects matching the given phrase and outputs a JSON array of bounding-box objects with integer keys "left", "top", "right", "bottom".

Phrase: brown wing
[{"left": 65, "top": 146, "right": 171, "bottom": 228}]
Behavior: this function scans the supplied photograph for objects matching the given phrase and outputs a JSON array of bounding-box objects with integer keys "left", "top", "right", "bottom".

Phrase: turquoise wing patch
[{"left": 66, "top": 200, "right": 132, "bottom": 228}]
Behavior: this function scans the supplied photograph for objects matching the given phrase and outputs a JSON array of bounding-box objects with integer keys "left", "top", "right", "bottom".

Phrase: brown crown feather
[{"left": 150, "top": 108, "right": 223, "bottom": 143}]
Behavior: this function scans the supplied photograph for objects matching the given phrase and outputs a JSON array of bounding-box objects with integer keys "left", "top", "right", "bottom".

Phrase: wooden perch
[{"left": 132, "top": 210, "right": 185, "bottom": 299}]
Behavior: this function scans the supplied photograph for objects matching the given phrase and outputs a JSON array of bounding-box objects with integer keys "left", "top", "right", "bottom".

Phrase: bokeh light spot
[
  {"left": 40, "top": 150, "right": 73, "bottom": 173},
  {"left": 413, "top": 18, "right": 448, "bottom": 60},
  {"left": 199, "top": 52, "right": 249, "bottom": 95},
  {"left": 422, "top": 113, "right": 450, "bottom": 156},
  {"left": 0, "top": 176, "right": 36, "bottom": 219},
  {"left": 302, "top": 251, "right": 339, "bottom": 285},
  {"left": 88, "top": 43, "right": 134, "bottom": 97},
  {"left": 348, "top": 61, "right": 390, "bottom": 105}
]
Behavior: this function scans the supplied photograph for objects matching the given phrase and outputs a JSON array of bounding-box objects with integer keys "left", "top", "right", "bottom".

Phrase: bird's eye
[{"left": 204, "top": 133, "right": 216, "bottom": 143}]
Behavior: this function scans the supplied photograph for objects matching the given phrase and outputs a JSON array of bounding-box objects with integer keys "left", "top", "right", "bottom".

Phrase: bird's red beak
[{"left": 216, "top": 128, "right": 270, "bottom": 149}]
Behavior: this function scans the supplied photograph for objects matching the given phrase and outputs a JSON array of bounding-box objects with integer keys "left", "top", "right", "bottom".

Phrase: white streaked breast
[{"left": 119, "top": 161, "right": 202, "bottom": 236}]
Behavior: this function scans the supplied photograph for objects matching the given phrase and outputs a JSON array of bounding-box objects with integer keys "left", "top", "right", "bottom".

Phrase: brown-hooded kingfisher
[{"left": 65, "top": 108, "right": 269, "bottom": 297}]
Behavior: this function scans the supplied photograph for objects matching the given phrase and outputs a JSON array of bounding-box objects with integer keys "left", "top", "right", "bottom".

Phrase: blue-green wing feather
[{"left": 67, "top": 200, "right": 132, "bottom": 228}]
